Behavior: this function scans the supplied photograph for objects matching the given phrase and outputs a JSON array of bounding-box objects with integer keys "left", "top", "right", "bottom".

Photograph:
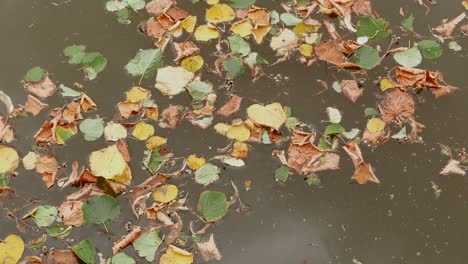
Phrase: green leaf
[
  {"left": 186, "top": 81, "right": 213, "bottom": 100},
  {"left": 256, "top": 54, "right": 269, "bottom": 64},
  {"left": 195, "top": 163, "right": 220, "bottom": 186},
  {"left": 59, "top": 84, "right": 81, "bottom": 97},
  {"left": 364, "top": 107, "right": 379, "bottom": 117},
  {"left": 343, "top": 128, "right": 360, "bottom": 139},
  {"left": 82, "top": 194, "right": 120, "bottom": 225},
  {"left": 418, "top": 40, "right": 443, "bottom": 60},
  {"left": 318, "top": 137, "right": 331, "bottom": 150},
  {"left": 230, "top": 0, "right": 256, "bottom": 8},
  {"left": 79, "top": 118, "right": 104, "bottom": 141},
  {"left": 306, "top": 176, "right": 321, "bottom": 186},
  {"left": 56, "top": 125, "right": 76, "bottom": 144},
  {"left": 46, "top": 225, "right": 72, "bottom": 239},
  {"left": 448, "top": 41, "right": 462, "bottom": 52},
  {"left": 63, "top": 45, "right": 86, "bottom": 64},
  {"left": 189, "top": 0, "right": 200, "bottom": 3},
  {"left": 228, "top": 35, "right": 251, "bottom": 57},
  {"left": 132, "top": 230, "right": 163, "bottom": 262},
  {"left": 33, "top": 205, "right": 58, "bottom": 227},
  {"left": 125, "top": 49, "right": 164, "bottom": 78},
  {"left": 144, "top": 148, "right": 168, "bottom": 174},
  {"left": 126, "top": 0, "right": 145, "bottom": 11},
  {"left": 402, "top": 14, "right": 414, "bottom": 31},
  {"left": 332, "top": 81, "right": 342, "bottom": 93},
  {"left": 0, "top": 173, "right": 9, "bottom": 187},
  {"left": 198, "top": 191, "right": 229, "bottom": 222},
  {"left": 357, "top": 16, "right": 391, "bottom": 41},
  {"left": 112, "top": 252, "right": 136, "bottom": 264},
  {"left": 223, "top": 57, "right": 244, "bottom": 79},
  {"left": 106, "top": 0, "right": 128, "bottom": 11},
  {"left": 25, "top": 67, "right": 46, "bottom": 83},
  {"left": 391, "top": 126, "right": 407, "bottom": 139},
  {"left": 82, "top": 52, "right": 107, "bottom": 80},
  {"left": 393, "top": 47, "right": 422, "bottom": 67},
  {"left": 280, "top": 13, "right": 303, "bottom": 26},
  {"left": 324, "top": 123, "right": 345, "bottom": 135},
  {"left": 71, "top": 239, "right": 97, "bottom": 264},
  {"left": 274, "top": 166, "right": 289, "bottom": 182},
  {"left": 355, "top": 46, "right": 379, "bottom": 70},
  {"left": 285, "top": 117, "right": 298, "bottom": 130},
  {"left": 116, "top": 8, "right": 133, "bottom": 24}
]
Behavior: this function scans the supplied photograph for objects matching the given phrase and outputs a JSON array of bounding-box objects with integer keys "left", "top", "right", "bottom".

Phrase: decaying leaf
[
  {"left": 379, "top": 89, "right": 415, "bottom": 124},
  {"left": 340, "top": 80, "right": 362, "bottom": 102},
  {"left": 432, "top": 12, "right": 466, "bottom": 38},
  {"left": 440, "top": 159, "right": 466, "bottom": 176},
  {"left": 196, "top": 234, "right": 222, "bottom": 262},
  {"left": 343, "top": 141, "right": 380, "bottom": 184}
]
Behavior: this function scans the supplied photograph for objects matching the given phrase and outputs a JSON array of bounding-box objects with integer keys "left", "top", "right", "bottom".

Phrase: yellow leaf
[
  {"left": 132, "top": 122, "right": 155, "bottom": 141},
  {"left": 146, "top": 107, "right": 159, "bottom": 121},
  {"left": 304, "top": 32, "right": 320, "bottom": 44},
  {"left": 226, "top": 125, "right": 250, "bottom": 142},
  {"left": 126, "top": 86, "right": 150, "bottom": 103},
  {"left": 299, "top": 44, "right": 313, "bottom": 57},
  {"left": 0, "top": 146, "right": 19, "bottom": 173},
  {"left": 152, "top": 184, "right": 178, "bottom": 203},
  {"left": 367, "top": 118, "right": 386, "bottom": 133},
  {"left": 247, "top": 103, "right": 287, "bottom": 130},
  {"left": 213, "top": 123, "right": 229, "bottom": 136},
  {"left": 251, "top": 25, "right": 271, "bottom": 44},
  {"left": 206, "top": 0, "right": 219, "bottom": 4},
  {"left": 89, "top": 144, "right": 127, "bottom": 180},
  {"left": 111, "top": 164, "right": 132, "bottom": 185},
  {"left": 463, "top": 0, "right": 468, "bottom": 10},
  {"left": 22, "top": 151, "right": 37, "bottom": 170},
  {"left": 181, "top": 55, "right": 204, "bottom": 73},
  {"left": 104, "top": 122, "right": 128, "bottom": 142},
  {"left": 187, "top": 154, "right": 206, "bottom": 170},
  {"left": 231, "top": 20, "right": 253, "bottom": 37},
  {"left": 0, "top": 235, "right": 25, "bottom": 264},
  {"left": 194, "top": 25, "right": 219, "bottom": 41},
  {"left": 293, "top": 23, "right": 315, "bottom": 37},
  {"left": 160, "top": 245, "right": 194, "bottom": 264},
  {"left": 206, "top": 4, "right": 235, "bottom": 24},
  {"left": 231, "top": 141, "right": 249, "bottom": 159},
  {"left": 380, "top": 79, "right": 394, "bottom": 91},
  {"left": 146, "top": 136, "right": 167, "bottom": 150},
  {"left": 181, "top": 16, "right": 197, "bottom": 33}
]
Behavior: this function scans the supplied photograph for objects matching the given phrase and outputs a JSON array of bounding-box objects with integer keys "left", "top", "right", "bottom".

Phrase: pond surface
[{"left": 0, "top": 0, "right": 467, "bottom": 263}]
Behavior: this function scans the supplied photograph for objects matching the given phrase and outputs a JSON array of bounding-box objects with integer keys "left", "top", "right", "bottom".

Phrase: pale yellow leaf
[
  {"left": 160, "top": 245, "right": 194, "bottom": 264},
  {"left": 152, "top": 184, "right": 178, "bottom": 203},
  {"left": 0, "top": 146, "right": 19, "bottom": 173},
  {"left": 231, "top": 20, "right": 253, "bottom": 37},
  {"left": 187, "top": 154, "right": 206, "bottom": 170},
  {"left": 0, "top": 235, "right": 25, "bottom": 264},
  {"left": 247, "top": 102, "right": 287, "bottom": 130},
  {"left": 226, "top": 125, "right": 250, "bottom": 141},
  {"left": 213, "top": 123, "right": 229, "bottom": 136},
  {"left": 126, "top": 86, "right": 150, "bottom": 103},
  {"left": 366, "top": 118, "right": 386, "bottom": 133},
  {"left": 194, "top": 25, "right": 219, "bottom": 41},
  {"left": 104, "top": 122, "right": 128, "bottom": 142},
  {"left": 132, "top": 122, "right": 155, "bottom": 141},
  {"left": 89, "top": 144, "right": 127, "bottom": 179},
  {"left": 206, "top": 4, "right": 235, "bottom": 24},
  {"left": 146, "top": 136, "right": 167, "bottom": 150},
  {"left": 181, "top": 16, "right": 197, "bottom": 33},
  {"left": 22, "top": 151, "right": 37, "bottom": 170}
]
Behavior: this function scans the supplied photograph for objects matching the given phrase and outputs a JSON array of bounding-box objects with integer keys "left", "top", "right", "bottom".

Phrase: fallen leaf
[
  {"left": 379, "top": 88, "right": 415, "bottom": 124},
  {"left": 206, "top": 4, "right": 235, "bottom": 23},
  {"left": 133, "top": 230, "right": 162, "bottom": 262},
  {"left": 343, "top": 141, "right": 380, "bottom": 184},
  {"left": 145, "top": 0, "right": 174, "bottom": 16},
  {"left": 155, "top": 66, "right": 194, "bottom": 96},
  {"left": 366, "top": 118, "right": 385, "bottom": 133},
  {"left": 58, "top": 200, "right": 84, "bottom": 227},
  {"left": 132, "top": 121, "right": 155, "bottom": 140},
  {"left": 196, "top": 234, "right": 222, "bottom": 261},
  {"left": 195, "top": 163, "right": 220, "bottom": 186},
  {"left": 126, "top": 49, "right": 164, "bottom": 79},
  {"left": 440, "top": 159, "right": 466, "bottom": 176},
  {"left": 70, "top": 239, "right": 96, "bottom": 264},
  {"left": 24, "top": 95, "right": 48, "bottom": 116},
  {"left": 194, "top": 25, "right": 220, "bottom": 41},
  {"left": 112, "top": 226, "right": 141, "bottom": 254},
  {"left": 247, "top": 102, "right": 286, "bottom": 130},
  {"left": 0, "top": 145, "right": 19, "bottom": 173},
  {"left": 226, "top": 124, "right": 250, "bottom": 141},
  {"left": 173, "top": 41, "right": 200, "bottom": 63},
  {"left": 79, "top": 118, "right": 104, "bottom": 141},
  {"left": 89, "top": 144, "right": 128, "bottom": 180},
  {"left": 432, "top": 12, "right": 466, "bottom": 38},
  {"left": 161, "top": 105, "right": 181, "bottom": 128},
  {"left": 231, "top": 19, "right": 253, "bottom": 37},
  {"left": 146, "top": 136, "right": 167, "bottom": 150},
  {"left": 104, "top": 122, "right": 128, "bottom": 141},
  {"left": 181, "top": 55, "right": 204, "bottom": 73},
  {"left": 160, "top": 245, "right": 194, "bottom": 264},
  {"left": 26, "top": 75, "right": 57, "bottom": 99},
  {"left": 46, "top": 249, "right": 79, "bottom": 264},
  {"left": 187, "top": 154, "right": 206, "bottom": 170},
  {"left": 126, "top": 86, "right": 150, "bottom": 103},
  {"left": 315, "top": 41, "right": 346, "bottom": 65},
  {"left": 270, "top": 28, "right": 298, "bottom": 51},
  {"left": 217, "top": 95, "right": 242, "bottom": 117},
  {"left": 152, "top": 184, "right": 178, "bottom": 203},
  {"left": 0, "top": 235, "right": 25, "bottom": 264},
  {"left": 340, "top": 80, "right": 362, "bottom": 102},
  {"left": 198, "top": 191, "right": 228, "bottom": 222}
]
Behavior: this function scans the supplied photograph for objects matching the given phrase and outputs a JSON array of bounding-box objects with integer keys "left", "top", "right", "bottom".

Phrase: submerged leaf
[
  {"left": 82, "top": 194, "right": 120, "bottom": 225},
  {"left": 198, "top": 191, "right": 228, "bottom": 222}
]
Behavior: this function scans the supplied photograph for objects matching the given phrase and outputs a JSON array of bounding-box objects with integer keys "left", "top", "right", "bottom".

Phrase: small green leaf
[
  {"left": 71, "top": 239, "right": 97, "bottom": 264},
  {"left": 64, "top": 45, "right": 86, "bottom": 64},
  {"left": 223, "top": 57, "right": 244, "bottom": 79},
  {"left": 0, "top": 173, "right": 9, "bottom": 187},
  {"left": 33, "top": 205, "right": 58, "bottom": 227},
  {"left": 82, "top": 194, "right": 120, "bottom": 225},
  {"left": 355, "top": 46, "right": 379, "bottom": 70},
  {"left": 79, "top": 118, "right": 104, "bottom": 141},
  {"left": 274, "top": 166, "right": 289, "bottom": 182},
  {"left": 126, "top": 0, "right": 145, "bottom": 11},
  {"left": 112, "top": 252, "right": 136, "bottom": 264},
  {"left": 306, "top": 176, "right": 321, "bottom": 186},
  {"left": 280, "top": 13, "right": 303, "bottom": 26},
  {"left": 106, "top": 0, "right": 128, "bottom": 11},
  {"left": 393, "top": 47, "right": 422, "bottom": 67},
  {"left": 391, "top": 126, "right": 407, "bottom": 139},
  {"left": 198, "top": 191, "right": 229, "bottom": 222},
  {"left": 56, "top": 125, "right": 76, "bottom": 144},
  {"left": 46, "top": 225, "right": 73, "bottom": 239},
  {"left": 144, "top": 148, "right": 168, "bottom": 174},
  {"left": 132, "top": 231, "right": 163, "bottom": 262},
  {"left": 401, "top": 15, "right": 414, "bottom": 31},
  {"left": 418, "top": 40, "right": 443, "bottom": 60},
  {"left": 448, "top": 41, "right": 462, "bottom": 51},
  {"left": 82, "top": 52, "right": 107, "bottom": 80},
  {"left": 332, "top": 81, "right": 342, "bottom": 93},
  {"left": 364, "top": 107, "right": 379, "bottom": 117},
  {"left": 230, "top": 0, "right": 256, "bottom": 8},
  {"left": 116, "top": 8, "right": 133, "bottom": 24},
  {"left": 195, "top": 163, "right": 220, "bottom": 186},
  {"left": 318, "top": 137, "right": 332, "bottom": 150},
  {"left": 125, "top": 49, "right": 164, "bottom": 78},
  {"left": 25, "top": 67, "right": 46, "bottom": 83},
  {"left": 228, "top": 35, "right": 251, "bottom": 57},
  {"left": 343, "top": 128, "right": 360, "bottom": 139},
  {"left": 324, "top": 123, "right": 345, "bottom": 135},
  {"left": 186, "top": 81, "right": 213, "bottom": 101},
  {"left": 59, "top": 84, "right": 81, "bottom": 97},
  {"left": 357, "top": 16, "right": 391, "bottom": 41}
]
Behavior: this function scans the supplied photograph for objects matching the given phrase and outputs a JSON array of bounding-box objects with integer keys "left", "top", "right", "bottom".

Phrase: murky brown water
[{"left": 1, "top": 0, "right": 467, "bottom": 263}]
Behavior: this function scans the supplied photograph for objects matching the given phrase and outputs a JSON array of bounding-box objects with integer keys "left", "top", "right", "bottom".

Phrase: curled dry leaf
[
  {"left": 343, "top": 141, "right": 380, "bottom": 184},
  {"left": 161, "top": 105, "right": 181, "bottom": 128},
  {"left": 112, "top": 226, "right": 142, "bottom": 254},
  {"left": 0, "top": 118, "right": 15, "bottom": 143},
  {"left": 196, "top": 234, "right": 222, "bottom": 262},
  {"left": 432, "top": 12, "right": 466, "bottom": 38},
  {"left": 173, "top": 41, "right": 200, "bottom": 63},
  {"left": 25, "top": 75, "right": 57, "bottom": 99},
  {"left": 395, "top": 67, "right": 456, "bottom": 97},
  {"left": 216, "top": 95, "right": 243, "bottom": 117},
  {"left": 440, "top": 159, "right": 466, "bottom": 176},
  {"left": 24, "top": 95, "right": 48, "bottom": 116},
  {"left": 35, "top": 154, "right": 58, "bottom": 188},
  {"left": 340, "top": 80, "right": 362, "bottom": 102},
  {"left": 46, "top": 249, "right": 79, "bottom": 264},
  {"left": 146, "top": 0, "right": 174, "bottom": 16},
  {"left": 58, "top": 200, "right": 84, "bottom": 227},
  {"left": 379, "top": 89, "right": 415, "bottom": 124}
]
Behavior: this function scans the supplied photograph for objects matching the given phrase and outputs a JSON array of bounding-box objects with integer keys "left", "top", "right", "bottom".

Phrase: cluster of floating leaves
[{"left": 0, "top": 0, "right": 467, "bottom": 263}]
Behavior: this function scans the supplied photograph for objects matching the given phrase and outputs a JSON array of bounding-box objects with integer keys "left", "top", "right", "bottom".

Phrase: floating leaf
[
  {"left": 326, "top": 107, "right": 341, "bottom": 124},
  {"left": 25, "top": 67, "right": 46, "bottom": 83},
  {"left": 198, "top": 191, "right": 228, "bottom": 222},
  {"left": 56, "top": 125, "right": 76, "bottom": 145},
  {"left": 152, "top": 184, "right": 178, "bottom": 203},
  {"left": 33, "top": 205, "right": 58, "bottom": 227},
  {"left": 357, "top": 16, "right": 390, "bottom": 41},
  {"left": 70, "top": 239, "right": 96, "bottom": 264},
  {"left": 104, "top": 122, "right": 127, "bottom": 141},
  {"left": 181, "top": 55, "right": 204, "bottom": 73},
  {"left": 364, "top": 107, "right": 379, "bottom": 117},
  {"left": 299, "top": 44, "right": 313, "bottom": 57},
  {"left": 146, "top": 136, "right": 167, "bottom": 149},
  {"left": 82, "top": 194, "right": 120, "bottom": 225},
  {"left": 133, "top": 230, "right": 163, "bottom": 262},
  {"left": 393, "top": 47, "right": 422, "bottom": 67},
  {"left": 0, "top": 146, "right": 19, "bottom": 173},
  {"left": 187, "top": 81, "right": 213, "bottom": 100},
  {"left": 280, "top": 13, "right": 303, "bottom": 26},
  {"left": 132, "top": 121, "right": 155, "bottom": 141},
  {"left": 112, "top": 253, "right": 135, "bottom": 264},
  {"left": 380, "top": 79, "right": 394, "bottom": 91},
  {"left": 63, "top": 45, "right": 86, "bottom": 64},
  {"left": 46, "top": 225, "right": 72, "bottom": 239},
  {"left": 343, "top": 128, "right": 360, "bottom": 139},
  {"left": 160, "top": 245, "right": 194, "bottom": 264},
  {"left": 324, "top": 123, "right": 345, "bottom": 135},
  {"left": 82, "top": 52, "right": 108, "bottom": 80},
  {"left": 206, "top": 4, "right": 235, "bottom": 24},
  {"left": 366, "top": 118, "right": 385, "bottom": 133},
  {"left": 59, "top": 84, "right": 81, "bottom": 97},
  {"left": 155, "top": 66, "right": 194, "bottom": 96},
  {"left": 274, "top": 166, "right": 289, "bottom": 182},
  {"left": 116, "top": 8, "right": 132, "bottom": 24},
  {"left": 355, "top": 46, "right": 379, "bottom": 69},
  {"left": 231, "top": 20, "right": 253, "bottom": 37},
  {"left": 230, "top": 0, "right": 255, "bottom": 8},
  {"left": 195, "top": 163, "right": 220, "bottom": 186},
  {"left": 144, "top": 148, "right": 168, "bottom": 174},
  {"left": 125, "top": 49, "right": 164, "bottom": 78},
  {"left": 226, "top": 124, "right": 250, "bottom": 141},
  {"left": 223, "top": 57, "right": 244, "bottom": 79},
  {"left": 247, "top": 102, "right": 287, "bottom": 130},
  {"left": 187, "top": 154, "right": 206, "bottom": 170},
  {"left": 402, "top": 15, "right": 414, "bottom": 31},
  {"left": 228, "top": 35, "right": 251, "bottom": 57},
  {"left": 391, "top": 126, "right": 407, "bottom": 139},
  {"left": 448, "top": 41, "right": 462, "bottom": 51},
  {"left": 79, "top": 118, "right": 104, "bottom": 141},
  {"left": 0, "top": 235, "right": 24, "bottom": 264},
  {"left": 418, "top": 40, "right": 443, "bottom": 60},
  {"left": 194, "top": 25, "right": 219, "bottom": 41}
]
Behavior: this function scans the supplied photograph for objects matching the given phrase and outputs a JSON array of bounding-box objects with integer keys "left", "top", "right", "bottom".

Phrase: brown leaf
[
  {"left": 217, "top": 95, "right": 243, "bottom": 117},
  {"left": 432, "top": 12, "right": 466, "bottom": 38},
  {"left": 440, "top": 159, "right": 466, "bottom": 176},
  {"left": 58, "top": 200, "right": 84, "bottom": 227},
  {"left": 80, "top": 94, "right": 97, "bottom": 112},
  {"left": 247, "top": 6, "right": 271, "bottom": 26},
  {"left": 161, "top": 105, "right": 181, "bottom": 128},
  {"left": 197, "top": 234, "right": 222, "bottom": 262},
  {"left": 395, "top": 67, "right": 456, "bottom": 97},
  {"left": 340, "top": 80, "right": 362, "bottom": 102},
  {"left": 35, "top": 154, "right": 58, "bottom": 188},
  {"left": 0, "top": 118, "right": 15, "bottom": 143},
  {"left": 165, "top": 212, "right": 182, "bottom": 245},
  {"left": 112, "top": 226, "right": 142, "bottom": 254},
  {"left": 117, "top": 139, "right": 131, "bottom": 162},
  {"left": 379, "top": 89, "right": 415, "bottom": 124},
  {"left": 352, "top": 163, "right": 380, "bottom": 184},
  {"left": 166, "top": 7, "right": 189, "bottom": 21},
  {"left": 34, "top": 117, "right": 59, "bottom": 145},
  {"left": 146, "top": 0, "right": 174, "bottom": 16},
  {"left": 46, "top": 249, "right": 79, "bottom": 264},
  {"left": 24, "top": 95, "right": 48, "bottom": 116},
  {"left": 26, "top": 75, "right": 57, "bottom": 99},
  {"left": 323, "top": 20, "right": 340, "bottom": 41},
  {"left": 353, "top": 0, "right": 372, "bottom": 15},
  {"left": 173, "top": 41, "right": 200, "bottom": 63},
  {"left": 62, "top": 102, "right": 83, "bottom": 123},
  {"left": 117, "top": 101, "right": 142, "bottom": 118},
  {"left": 315, "top": 41, "right": 346, "bottom": 65}
]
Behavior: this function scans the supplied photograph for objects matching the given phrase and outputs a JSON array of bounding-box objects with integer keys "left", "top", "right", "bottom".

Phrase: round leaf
[
  {"left": 393, "top": 47, "right": 422, "bottom": 67},
  {"left": 418, "top": 40, "right": 443, "bottom": 59},
  {"left": 198, "top": 191, "right": 228, "bottom": 222},
  {"left": 82, "top": 194, "right": 120, "bottom": 225},
  {"left": 25, "top": 67, "right": 46, "bottom": 83},
  {"left": 70, "top": 239, "right": 96, "bottom": 264}
]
